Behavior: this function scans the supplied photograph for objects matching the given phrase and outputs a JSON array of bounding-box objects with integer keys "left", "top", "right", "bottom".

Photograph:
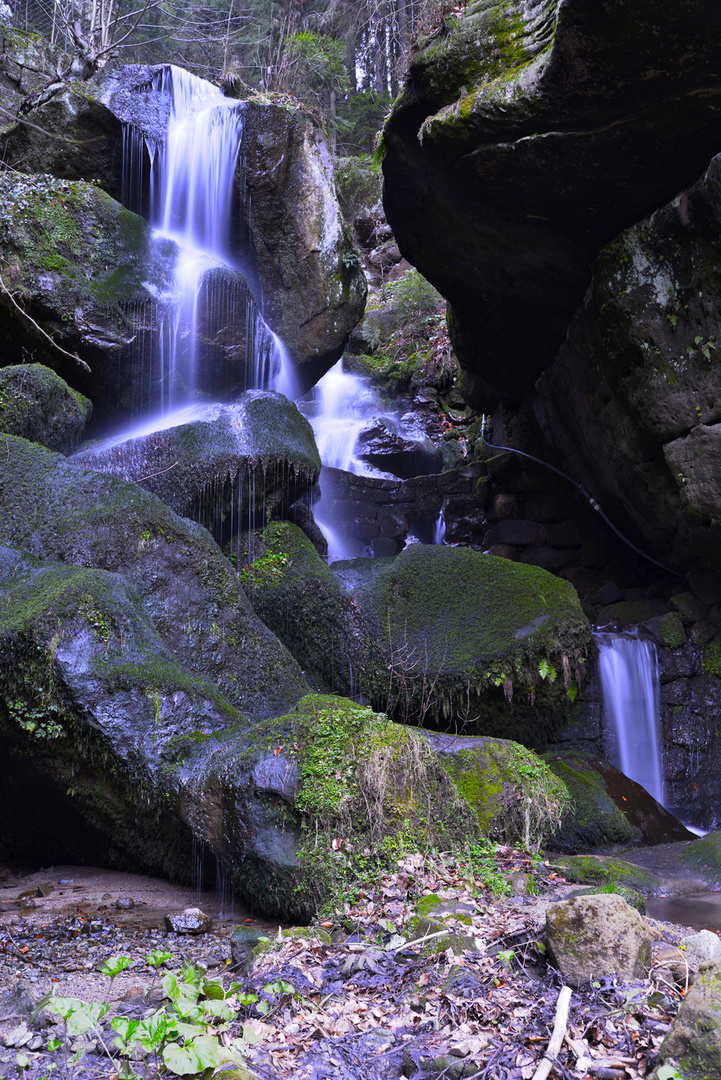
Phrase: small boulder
[
  {"left": 545, "top": 894, "right": 652, "bottom": 988},
  {"left": 0, "top": 365, "right": 91, "bottom": 453},
  {"left": 650, "top": 959, "right": 721, "bottom": 1079},
  {"left": 164, "top": 908, "right": 213, "bottom": 934}
]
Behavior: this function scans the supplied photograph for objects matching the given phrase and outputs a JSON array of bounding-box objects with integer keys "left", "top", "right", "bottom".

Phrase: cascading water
[
  {"left": 122, "top": 65, "right": 295, "bottom": 414},
  {"left": 299, "top": 359, "right": 443, "bottom": 559},
  {"left": 596, "top": 632, "right": 664, "bottom": 805}
]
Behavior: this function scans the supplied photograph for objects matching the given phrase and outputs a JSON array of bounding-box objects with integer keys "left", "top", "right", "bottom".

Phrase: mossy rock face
[
  {"left": 2, "top": 86, "right": 127, "bottom": 200},
  {"left": 383, "top": 0, "right": 721, "bottom": 411},
  {"left": 538, "top": 151, "right": 721, "bottom": 579},
  {"left": 679, "top": 832, "right": 721, "bottom": 886},
  {"left": 237, "top": 521, "right": 359, "bottom": 695},
  {"left": 651, "top": 959, "right": 721, "bottom": 1080},
  {"left": 74, "top": 393, "right": 320, "bottom": 542},
  {"left": 0, "top": 363, "right": 91, "bottom": 453},
  {"left": 545, "top": 752, "right": 694, "bottom": 852},
  {"left": 426, "top": 731, "right": 570, "bottom": 851},
  {"left": 569, "top": 885, "right": 646, "bottom": 915},
  {"left": 0, "top": 543, "right": 244, "bottom": 878},
  {"left": 332, "top": 544, "right": 591, "bottom": 741},
  {"left": 554, "top": 854, "right": 664, "bottom": 895},
  {"left": 221, "top": 693, "right": 480, "bottom": 920},
  {"left": 238, "top": 98, "right": 367, "bottom": 391},
  {"left": 0, "top": 22, "right": 72, "bottom": 118},
  {"left": 0, "top": 170, "right": 177, "bottom": 424},
  {"left": 0, "top": 434, "right": 307, "bottom": 720}
]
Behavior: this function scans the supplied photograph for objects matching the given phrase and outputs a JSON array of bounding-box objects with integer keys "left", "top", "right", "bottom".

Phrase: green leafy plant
[{"left": 35, "top": 960, "right": 257, "bottom": 1079}]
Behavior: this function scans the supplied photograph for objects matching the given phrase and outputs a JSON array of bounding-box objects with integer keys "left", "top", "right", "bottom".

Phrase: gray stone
[
  {"left": 545, "top": 894, "right": 652, "bottom": 988},
  {"left": 164, "top": 908, "right": 213, "bottom": 934}
]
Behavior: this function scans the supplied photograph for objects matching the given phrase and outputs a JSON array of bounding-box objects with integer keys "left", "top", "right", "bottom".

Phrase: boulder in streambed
[
  {"left": 545, "top": 894, "right": 652, "bottom": 988},
  {"left": 382, "top": 0, "right": 721, "bottom": 411},
  {"left": 0, "top": 363, "right": 91, "bottom": 453},
  {"left": 544, "top": 751, "right": 695, "bottom": 852},
  {"left": 73, "top": 391, "right": 321, "bottom": 540},
  {"left": 333, "top": 544, "right": 591, "bottom": 742},
  {"left": 240, "top": 526, "right": 592, "bottom": 742},
  {"left": 650, "top": 959, "right": 721, "bottom": 1080},
  {"left": 0, "top": 434, "right": 307, "bottom": 719}
]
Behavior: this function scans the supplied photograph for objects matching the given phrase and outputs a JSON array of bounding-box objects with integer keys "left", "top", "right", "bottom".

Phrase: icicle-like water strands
[
  {"left": 433, "top": 508, "right": 446, "bottom": 545},
  {"left": 596, "top": 632, "right": 664, "bottom": 805},
  {"left": 118, "top": 65, "right": 295, "bottom": 412}
]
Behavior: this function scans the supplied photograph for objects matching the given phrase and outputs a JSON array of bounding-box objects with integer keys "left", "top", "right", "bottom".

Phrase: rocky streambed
[{"left": 2, "top": 847, "right": 720, "bottom": 1080}]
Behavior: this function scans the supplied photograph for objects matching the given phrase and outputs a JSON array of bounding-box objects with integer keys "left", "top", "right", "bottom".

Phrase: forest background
[{"left": 2, "top": 0, "right": 439, "bottom": 155}]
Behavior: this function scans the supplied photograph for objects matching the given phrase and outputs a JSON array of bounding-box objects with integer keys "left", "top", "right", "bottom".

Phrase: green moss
[
  {"left": 554, "top": 854, "right": 664, "bottom": 894},
  {"left": 242, "top": 693, "right": 480, "bottom": 916},
  {"left": 702, "top": 642, "right": 721, "bottom": 677},
  {"left": 437, "top": 738, "right": 570, "bottom": 850},
  {"left": 545, "top": 758, "right": 638, "bottom": 851},
  {"left": 679, "top": 832, "right": 721, "bottom": 884}
]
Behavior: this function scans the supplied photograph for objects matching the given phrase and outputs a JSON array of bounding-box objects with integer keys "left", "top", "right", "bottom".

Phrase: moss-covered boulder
[
  {"left": 0, "top": 171, "right": 177, "bottom": 423},
  {"left": 193, "top": 693, "right": 481, "bottom": 920},
  {"left": 539, "top": 154, "right": 721, "bottom": 578},
  {"left": 0, "top": 544, "right": 243, "bottom": 875},
  {"left": 553, "top": 854, "right": 665, "bottom": 895},
  {"left": 0, "top": 21, "right": 72, "bottom": 119},
  {"left": 425, "top": 731, "right": 569, "bottom": 851},
  {"left": 332, "top": 544, "right": 591, "bottom": 742},
  {"left": 545, "top": 751, "right": 694, "bottom": 852},
  {"left": 0, "top": 363, "right": 91, "bottom": 452},
  {"left": 382, "top": 0, "right": 721, "bottom": 410},
  {"left": 240, "top": 533, "right": 591, "bottom": 740},
  {"left": 679, "top": 831, "right": 721, "bottom": 886},
  {"left": 236, "top": 521, "right": 358, "bottom": 694},
  {"left": 650, "top": 959, "right": 721, "bottom": 1080},
  {"left": 74, "top": 392, "right": 320, "bottom": 540},
  {"left": 0, "top": 435, "right": 307, "bottom": 719},
  {"left": 545, "top": 894, "right": 652, "bottom": 988}
]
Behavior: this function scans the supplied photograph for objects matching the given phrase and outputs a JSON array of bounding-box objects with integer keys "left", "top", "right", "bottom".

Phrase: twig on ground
[{"left": 532, "top": 984, "right": 572, "bottom": 1080}]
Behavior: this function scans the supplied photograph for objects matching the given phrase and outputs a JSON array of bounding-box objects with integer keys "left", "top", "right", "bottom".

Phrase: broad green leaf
[
  {"left": 101, "top": 956, "right": 133, "bottom": 980},
  {"left": 163, "top": 1035, "right": 220, "bottom": 1075}
]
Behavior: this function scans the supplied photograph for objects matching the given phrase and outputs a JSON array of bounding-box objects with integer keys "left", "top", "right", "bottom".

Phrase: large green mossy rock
[
  {"left": 679, "top": 831, "right": 721, "bottom": 886},
  {"left": 0, "top": 171, "right": 177, "bottom": 422},
  {"left": 333, "top": 544, "right": 591, "bottom": 743},
  {"left": 0, "top": 544, "right": 242, "bottom": 876},
  {"left": 539, "top": 153, "right": 721, "bottom": 578},
  {"left": 237, "top": 521, "right": 356, "bottom": 694},
  {"left": 424, "top": 731, "right": 570, "bottom": 851},
  {"left": 74, "top": 392, "right": 320, "bottom": 537},
  {"left": 243, "top": 531, "right": 591, "bottom": 741},
  {"left": 382, "top": 0, "right": 721, "bottom": 410},
  {"left": 0, "top": 435, "right": 307, "bottom": 719},
  {"left": 545, "top": 751, "right": 694, "bottom": 852},
  {"left": 0, "top": 363, "right": 91, "bottom": 452},
  {"left": 554, "top": 854, "right": 664, "bottom": 895}
]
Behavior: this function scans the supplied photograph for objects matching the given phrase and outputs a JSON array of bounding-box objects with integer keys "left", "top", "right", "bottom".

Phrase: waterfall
[
  {"left": 122, "top": 65, "right": 295, "bottom": 413},
  {"left": 596, "top": 632, "right": 664, "bottom": 805}
]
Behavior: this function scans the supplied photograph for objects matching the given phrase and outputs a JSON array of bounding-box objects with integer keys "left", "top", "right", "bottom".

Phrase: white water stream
[
  {"left": 124, "top": 65, "right": 295, "bottom": 414},
  {"left": 596, "top": 632, "right": 665, "bottom": 805}
]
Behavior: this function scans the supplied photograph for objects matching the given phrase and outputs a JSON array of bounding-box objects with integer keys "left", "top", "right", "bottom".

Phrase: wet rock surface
[
  {"left": 0, "top": 364, "right": 91, "bottom": 453},
  {"left": 382, "top": 0, "right": 721, "bottom": 409},
  {"left": 74, "top": 391, "right": 321, "bottom": 540}
]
